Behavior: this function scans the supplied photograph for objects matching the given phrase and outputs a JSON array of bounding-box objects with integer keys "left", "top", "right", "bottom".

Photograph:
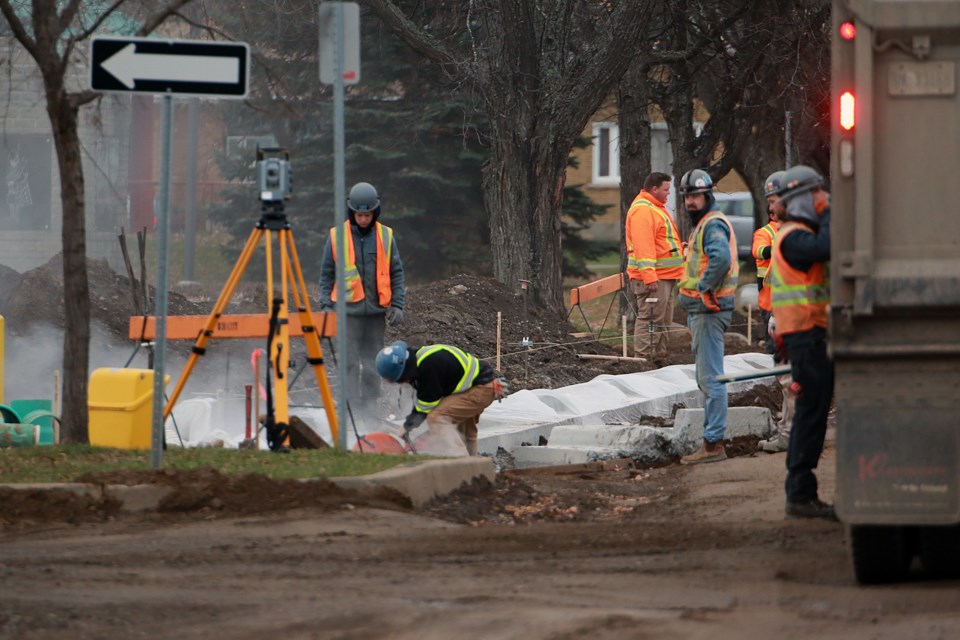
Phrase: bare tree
[
  {"left": 0, "top": 0, "right": 192, "bottom": 442},
  {"left": 364, "top": 0, "right": 654, "bottom": 310}
]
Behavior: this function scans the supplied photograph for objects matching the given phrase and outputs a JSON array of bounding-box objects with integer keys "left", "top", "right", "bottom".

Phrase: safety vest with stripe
[
  {"left": 753, "top": 221, "right": 778, "bottom": 311},
  {"left": 329, "top": 221, "right": 394, "bottom": 306},
  {"left": 413, "top": 345, "right": 481, "bottom": 414},
  {"left": 678, "top": 211, "right": 739, "bottom": 301},
  {"left": 769, "top": 221, "right": 829, "bottom": 335},
  {"left": 625, "top": 192, "right": 684, "bottom": 283}
]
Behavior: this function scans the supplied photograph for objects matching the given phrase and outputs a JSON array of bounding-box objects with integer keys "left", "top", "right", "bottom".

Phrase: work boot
[
  {"left": 680, "top": 439, "right": 727, "bottom": 465},
  {"left": 785, "top": 498, "right": 837, "bottom": 521},
  {"left": 759, "top": 433, "right": 789, "bottom": 453}
]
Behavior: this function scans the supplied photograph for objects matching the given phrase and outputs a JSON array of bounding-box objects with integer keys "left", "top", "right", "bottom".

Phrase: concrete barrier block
[
  {"left": 668, "top": 406, "right": 775, "bottom": 456},
  {"left": 510, "top": 446, "right": 594, "bottom": 468}
]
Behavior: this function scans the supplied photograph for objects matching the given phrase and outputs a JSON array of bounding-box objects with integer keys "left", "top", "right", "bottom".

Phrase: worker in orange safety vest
[
  {"left": 768, "top": 164, "right": 834, "bottom": 521},
  {"left": 676, "top": 169, "right": 739, "bottom": 466},
  {"left": 625, "top": 171, "right": 684, "bottom": 365},
  {"left": 319, "top": 182, "right": 406, "bottom": 431}
]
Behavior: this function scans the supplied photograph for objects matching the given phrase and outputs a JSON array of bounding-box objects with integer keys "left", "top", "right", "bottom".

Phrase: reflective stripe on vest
[
  {"left": 678, "top": 211, "right": 739, "bottom": 299},
  {"left": 769, "top": 221, "right": 829, "bottom": 334},
  {"left": 413, "top": 345, "right": 480, "bottom": 414},
  {"left": 754, "top": 223, "right": 776, "bottom": 278},
  {"left": 330, "top": 221, "right": 394, "bottom": 306}
]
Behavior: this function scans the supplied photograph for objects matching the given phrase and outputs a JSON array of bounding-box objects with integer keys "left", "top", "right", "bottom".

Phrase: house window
[{"left": 591, "top": 122, "right": 620, "bottom": 186}]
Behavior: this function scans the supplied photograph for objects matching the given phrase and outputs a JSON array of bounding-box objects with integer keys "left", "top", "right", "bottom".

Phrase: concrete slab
[
  {"left": 666, "top": 406, "right": 775, "bottom": 456},
  {"left": 104, "top": 484, "right": 174, "bottom": 512},
  {"left": 330, "top": 457, "right": 495, "bottom": 508}
]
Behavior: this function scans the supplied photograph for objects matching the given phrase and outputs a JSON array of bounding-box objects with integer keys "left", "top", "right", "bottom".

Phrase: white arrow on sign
[{"left": 101, "top": 43, "right": 241, "bottom": 89}]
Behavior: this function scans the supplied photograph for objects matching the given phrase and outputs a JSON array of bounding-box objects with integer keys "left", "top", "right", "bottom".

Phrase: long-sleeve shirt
[{"left": 779, "top": 209, "right": 831, "bottom": 347}]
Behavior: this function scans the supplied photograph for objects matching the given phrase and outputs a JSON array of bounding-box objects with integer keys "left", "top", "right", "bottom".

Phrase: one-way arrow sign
[{"left": 91, "top": 37, "right": 248, "bottom": 98}]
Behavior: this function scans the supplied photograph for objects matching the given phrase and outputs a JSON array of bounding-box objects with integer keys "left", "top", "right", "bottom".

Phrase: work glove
[
  {"left": 702, "top": 290, "right": 721, "bottom": 312},
  {"left": 492, "top": 377, "right": 511, "bottom": 400},
  {"left": 386, "top": 307, "right": 404, "bottom": 326},
  {"left": 403, "top": 410, "right": 426, "bottom": 432},
  {"left": 645, "top": 281, "right": 659, "bottom": 295}
]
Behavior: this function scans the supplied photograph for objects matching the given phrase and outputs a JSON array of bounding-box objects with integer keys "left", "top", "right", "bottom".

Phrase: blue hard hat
[{"left": 375, "top": 341, "right": 409, "bottom": 382}]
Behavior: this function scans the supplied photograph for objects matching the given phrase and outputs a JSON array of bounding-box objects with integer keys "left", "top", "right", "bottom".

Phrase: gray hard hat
[
  {"left": 347, "top": 182, "right": 380, "bottom": 212},
  {"left": 779, "top": 166, "right": 823, "bottom": 204},
  {"left": 679, "top": 169, "right": 714, "bottom": 195},
  {"left": 763, "top": 170, "right": 786, "bottom": 198}
]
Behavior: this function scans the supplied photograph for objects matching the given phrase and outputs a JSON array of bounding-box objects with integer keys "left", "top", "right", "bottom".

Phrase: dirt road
[{"left": 3, "top": 436, "right": 960, "bottom": 640}]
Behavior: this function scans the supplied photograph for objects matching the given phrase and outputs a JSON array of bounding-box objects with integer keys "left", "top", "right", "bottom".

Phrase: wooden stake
[
  {"left": 496, "top": 311, "right": 502, "bottom": 371},
  {"left": 578, "top": 354, "right": 647, "bottom": 363},
  {"left": 621, "top": 315, "right": 627, "bottom": 357},
  {"left": 747, "top": 304, "right": 753, "bottom": 344}
]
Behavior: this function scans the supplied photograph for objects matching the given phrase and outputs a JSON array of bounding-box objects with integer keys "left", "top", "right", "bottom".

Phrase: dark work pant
[
  {"left": 784, "top": 332, "right": 834, "bottom": 503},
  {"left": 345, "top": 314, "right": 387, "bottom": 427}
]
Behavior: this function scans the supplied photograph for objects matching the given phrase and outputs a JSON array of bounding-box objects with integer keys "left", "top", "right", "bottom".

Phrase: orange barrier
[
  {"left": 128, "top": 312, "right": 337, "bottom": 340},
  {"left": 569, "top": 273, "right": 625, "bottom": 306}
]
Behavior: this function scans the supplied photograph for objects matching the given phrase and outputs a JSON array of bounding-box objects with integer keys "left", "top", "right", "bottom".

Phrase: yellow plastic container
[{"left": 88, "top": 368, "right": 168, "bottom": 450}]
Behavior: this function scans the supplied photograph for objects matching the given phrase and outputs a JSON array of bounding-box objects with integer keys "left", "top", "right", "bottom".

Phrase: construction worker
[
  {"left": 375, "top": 341, "right": 503, "bottom": 456},
  {"left": 625, "top": 171, "right": 684, "bottom": 365},
  {"left": 755, "top": 170, "right": 796, "bottom": 454},
  {"left": 319, "top": 182, "right": 405, "bottom": 430},
  {"left": 676, "top": 169, "right": 739, "bottom": 465},
  {"left": 768, "top": 164, "right": 835, "bottom": 520}
]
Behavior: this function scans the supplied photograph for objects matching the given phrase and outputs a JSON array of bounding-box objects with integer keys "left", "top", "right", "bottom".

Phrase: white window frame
[{"left": 591, "top": 122, "right": 620, "bottom": 186}]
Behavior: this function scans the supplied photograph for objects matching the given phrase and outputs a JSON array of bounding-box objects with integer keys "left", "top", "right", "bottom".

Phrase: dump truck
[{"left": 832, "top": 0, "right": 960, "bottom": 583}]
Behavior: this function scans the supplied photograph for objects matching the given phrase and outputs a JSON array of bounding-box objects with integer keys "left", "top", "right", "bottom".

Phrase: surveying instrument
[{"left": 161, "top": 148, "right": 339, "bottom": 450}]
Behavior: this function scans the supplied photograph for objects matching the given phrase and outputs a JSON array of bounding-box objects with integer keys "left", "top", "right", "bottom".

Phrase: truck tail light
[
  {"left": 840, "top": 91, "right": 856, "bottom": 131},
  {"left": 840, "top": 21, "right": 857, "bottom": 41}
]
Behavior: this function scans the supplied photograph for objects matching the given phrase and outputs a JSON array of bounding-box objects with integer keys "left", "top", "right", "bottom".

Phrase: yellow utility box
[{"left": 88, "top": 368, "right": 168, "bottom": 449}]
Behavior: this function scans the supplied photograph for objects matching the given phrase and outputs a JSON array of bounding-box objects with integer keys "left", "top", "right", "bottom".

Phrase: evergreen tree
[{"left": 205, "top": 1, "right": 489, "bottom": 283}]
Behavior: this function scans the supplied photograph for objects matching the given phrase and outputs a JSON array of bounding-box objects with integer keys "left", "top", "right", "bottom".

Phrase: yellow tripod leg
[
  {"left": 284, "top": 231, "right": 340, "bottom": 446},
  {"left": 164, "top": 227, "right": 263, "bottom": 419}
]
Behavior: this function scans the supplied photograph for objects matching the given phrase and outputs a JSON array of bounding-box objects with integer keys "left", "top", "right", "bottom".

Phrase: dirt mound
[
  {"left": 0, "top": 254, "right": 208, "bottom": 343},
  {"left": 386, "top": 273, "right": 641, "bottom": 390}
]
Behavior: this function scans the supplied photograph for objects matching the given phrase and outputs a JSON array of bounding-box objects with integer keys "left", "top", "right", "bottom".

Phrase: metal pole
[
  {"left": 150, "top": 94, "right": 174, "bottom": 469},
  {"left": 183, "top": 97, "right": 200, "bottom": 281},
  {"left": 333, "top": 3, "right": 349, "bottom": 451},
  {"left": 784, "top": 110, "right": 793, "bottom": 168}
]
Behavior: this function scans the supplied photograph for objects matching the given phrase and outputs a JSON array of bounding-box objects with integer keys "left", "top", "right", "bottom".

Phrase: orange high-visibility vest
[
  {"left": 330, "top": 221, "right": 394, "bottom": 307},
  {"left": 769, "top": 221, "right": 829, "bottom": 335},
  {"left": 753, "top": 221, "right": 779, "bottom": 311},
  {"left": 625, "top": 190, "right": 684, "bottom": 284},
  {"left": 678, "top": 211, "right": 739, "bottom": 301}
]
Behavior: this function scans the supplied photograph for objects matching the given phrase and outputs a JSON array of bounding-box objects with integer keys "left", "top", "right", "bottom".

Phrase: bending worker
[
  {"left": 768, "top": 165, "right": 835, "bottom": 520},
  {"left": 375, "top": 342, "right": 502, "bottom": 456},
  {"left": 676, "top": 169, "right": 738, "bottom": 465},
  {"left": 625, "top": 171, "right": 684, "bottom": 366},
  {"left": 319, "top": 182, "right": 406, "bottom": 431}
]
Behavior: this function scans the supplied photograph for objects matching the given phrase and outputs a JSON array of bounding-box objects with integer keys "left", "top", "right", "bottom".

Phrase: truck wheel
[
  {"left": 848, "top": 525, "right": 911, "bottom": 584},
  {"left": 919, "top": 525, "right": 960, "bottom": 579}
]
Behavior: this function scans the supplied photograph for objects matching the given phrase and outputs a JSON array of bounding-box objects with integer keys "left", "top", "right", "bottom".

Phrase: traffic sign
[
  {"left": 91, "top": 37, "right": 249, "bottom": 98},
  {"left": 319, "top": 2, "right": 361, "bottom": 85}
]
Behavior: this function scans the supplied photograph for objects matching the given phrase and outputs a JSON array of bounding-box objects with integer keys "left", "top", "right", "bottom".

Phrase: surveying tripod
[{"left": 162, "top": 204, "right": 339, "bottom": 449}]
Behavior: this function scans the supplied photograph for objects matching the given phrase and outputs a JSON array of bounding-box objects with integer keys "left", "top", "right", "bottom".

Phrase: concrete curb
[
  {"left": 330, "top": 457, "right": 495, "bottom": 508},
  {"left": 0, "top": 458, "right": 493, "bottom": 513}
]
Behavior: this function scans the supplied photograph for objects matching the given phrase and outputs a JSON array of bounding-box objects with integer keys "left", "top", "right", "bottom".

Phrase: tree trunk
[
  {"left": 484, "top": 124, "right": 567, "bottom": 311},
  {"left": 46, "top": 92, "right": 90, "bottom": 443}
]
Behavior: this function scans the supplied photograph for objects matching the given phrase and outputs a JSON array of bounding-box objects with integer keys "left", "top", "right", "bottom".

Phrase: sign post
[{"left": 91, "top": 36, "right": 249, "bottom": 468}]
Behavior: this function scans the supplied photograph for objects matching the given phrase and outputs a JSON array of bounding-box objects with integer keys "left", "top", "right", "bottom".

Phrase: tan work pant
[
  {"left": 632, "top": 279, "right": 676, "bottom": 361},
  {"left": 425, "top": 382, "right": 497, "bottom": 456}
]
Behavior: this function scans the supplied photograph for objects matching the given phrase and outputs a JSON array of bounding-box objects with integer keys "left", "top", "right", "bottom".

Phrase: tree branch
[
  {"left": 136, "top": 0, "right": 193, "bottom": 36},
  {"left": 363, "top": 0, "right": 464, "bottom": 82},
  {"left": 0, "top": 0, "right": 40, "bottom": 58}
]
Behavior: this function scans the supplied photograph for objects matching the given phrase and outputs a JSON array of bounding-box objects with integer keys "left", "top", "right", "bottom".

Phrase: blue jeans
[{"left": 688, "top": 310, "right": 732, "bottom": 443}]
